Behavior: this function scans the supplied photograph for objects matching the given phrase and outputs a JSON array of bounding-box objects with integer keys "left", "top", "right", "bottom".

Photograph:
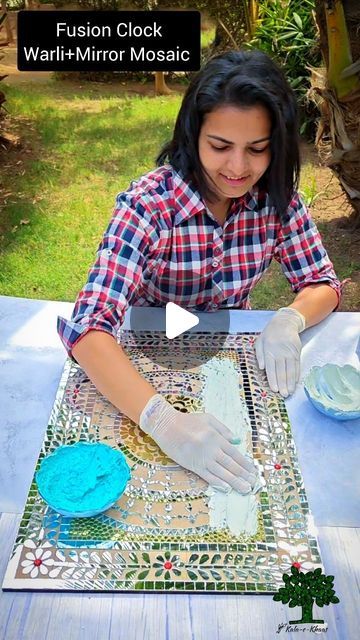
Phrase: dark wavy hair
[{"left": 156, "top": 49, "right": 301, "bottom": 219}]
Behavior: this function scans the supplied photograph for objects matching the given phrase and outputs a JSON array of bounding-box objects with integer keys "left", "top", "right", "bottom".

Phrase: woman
[{"left": 58, "top": 49, "right": 341, "bottom": 495}]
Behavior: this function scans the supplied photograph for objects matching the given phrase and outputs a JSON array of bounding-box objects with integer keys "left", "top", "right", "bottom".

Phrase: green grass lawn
[
  {"left": 0, "top": 81, "right": 358, "bottom": 309},
  {"left": 1, "top": 82, "right": 181, "bottom": 301}
]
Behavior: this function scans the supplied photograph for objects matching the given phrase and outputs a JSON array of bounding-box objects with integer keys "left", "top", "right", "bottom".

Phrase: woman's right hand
[{"left": 139, "top": 394, "right": 258, "bottom": 493}]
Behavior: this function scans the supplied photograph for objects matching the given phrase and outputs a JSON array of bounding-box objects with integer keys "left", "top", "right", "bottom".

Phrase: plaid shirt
[{"left": 58, "top": 165, "right": 341, "bottom": 356}]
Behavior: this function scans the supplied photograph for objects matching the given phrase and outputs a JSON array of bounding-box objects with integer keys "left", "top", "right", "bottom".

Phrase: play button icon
[
  {"left": 165, "top": 302, "right": 199, "bottom": 339},
  {"left": 127, "top": 301, "right": 230, "bottom": 371}
]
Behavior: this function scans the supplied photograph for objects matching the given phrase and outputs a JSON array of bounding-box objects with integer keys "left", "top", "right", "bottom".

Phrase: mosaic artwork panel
[{"left": 3, "top": 332, "right": 322, "bottom": 592}]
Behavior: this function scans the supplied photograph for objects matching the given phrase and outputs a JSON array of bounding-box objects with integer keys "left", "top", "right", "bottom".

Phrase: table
[{"left": 0, "top": 295, "right": 359, "bottom": 640}]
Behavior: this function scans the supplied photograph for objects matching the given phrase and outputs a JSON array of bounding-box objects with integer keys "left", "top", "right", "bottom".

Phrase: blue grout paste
[{"left": 36, "top": 442, "right": 131, "bottom": 517}]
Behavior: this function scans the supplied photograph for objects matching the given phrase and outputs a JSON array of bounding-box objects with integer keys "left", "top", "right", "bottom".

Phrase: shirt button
[
  {"left": 212, "top": 259, "right": 219, "bottom": 268},
  {"left": 106, "top": 249, "right": 112, "bottom": 257},
  {"left": 211, "top": 302, "right": 218, "bottom": 309}
]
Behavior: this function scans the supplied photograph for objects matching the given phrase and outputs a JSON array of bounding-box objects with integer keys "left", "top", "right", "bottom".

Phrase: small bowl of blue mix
[
  {"left": 36, "top": 442, "right": 131, "bottom": 517},
  {"left": 304, "top": 363, "right": 360, "bottom": 421}
]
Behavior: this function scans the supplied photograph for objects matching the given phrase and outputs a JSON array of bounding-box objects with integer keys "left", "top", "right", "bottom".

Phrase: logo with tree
[{"left": 273, "top": 564, "right": 340, "bottom": 624}]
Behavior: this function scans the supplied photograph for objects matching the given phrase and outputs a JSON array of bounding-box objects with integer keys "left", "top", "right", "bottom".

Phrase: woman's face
[{"left": 198, "top": 104, "right": 272, "bottom": 210}]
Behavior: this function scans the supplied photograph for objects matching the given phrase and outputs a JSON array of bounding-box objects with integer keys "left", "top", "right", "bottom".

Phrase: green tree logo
[{"left": 273, "top": 565, "right": 340, "bottom": 624}]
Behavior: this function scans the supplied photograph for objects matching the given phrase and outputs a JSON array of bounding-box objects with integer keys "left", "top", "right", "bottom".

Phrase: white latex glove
[
  {"left": 255, "top": 307, "right": 306, "bottom": 397},
  {"left": 139, "top": 394, "right": 258, "bottom": 494}
]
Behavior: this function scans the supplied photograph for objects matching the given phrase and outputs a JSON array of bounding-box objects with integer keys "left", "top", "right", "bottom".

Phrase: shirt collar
[
  {"left": 172, "top": 166, "right": 258, "bottom": 226},
  {"left": 172, "top": 168, "right": 205, "bottom": 226},
  {"left": 228, "top": 187, "right": 259, "bottom": 217}
]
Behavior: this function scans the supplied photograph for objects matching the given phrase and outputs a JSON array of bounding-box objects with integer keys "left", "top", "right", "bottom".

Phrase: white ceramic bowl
[{"left": 304, "top": 363, "right": 360, "bottom": 421}]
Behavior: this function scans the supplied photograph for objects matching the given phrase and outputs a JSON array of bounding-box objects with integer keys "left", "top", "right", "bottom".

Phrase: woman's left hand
[{"left": 255, "top": 307, "right": 306, "bottom": 397}]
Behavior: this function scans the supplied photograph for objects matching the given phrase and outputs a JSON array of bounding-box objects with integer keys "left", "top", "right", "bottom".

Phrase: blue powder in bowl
[{"left": 36, "top": 442, "right": 131, "bottom": 517}]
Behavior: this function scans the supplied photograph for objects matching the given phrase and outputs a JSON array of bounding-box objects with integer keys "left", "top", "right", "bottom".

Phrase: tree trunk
[
  {"left": 290, "top": 600, "right": 324, "bottom": 624},
  {"left": 315, "top": 0, "right": 360, "bottom": 69},
  {"left": 1, "top": 0, "right": 14, "bottom": 44},
  {"left": 154, "top": 72, "right": 172, "bottom": 95},
  {"left": 309, "top": 1, "right": 360, "bottom": 229}
]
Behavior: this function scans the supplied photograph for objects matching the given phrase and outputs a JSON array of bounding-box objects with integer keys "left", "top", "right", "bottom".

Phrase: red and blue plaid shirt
[{"left": 58, "top": 165, "right": 341, "bottom": 357}]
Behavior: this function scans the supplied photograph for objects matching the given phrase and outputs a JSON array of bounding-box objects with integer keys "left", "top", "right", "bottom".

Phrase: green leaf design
[
  {"left": 210, "top": 570, "right": 222, "bottom": 581},
  {"left": 283, "top": 574, "right": 290, "bottom": 584},
  {"left": 248, "top": 570, "right": 260, "bottom": 581},
  {"left": 273, "top": 593, "right": 282, "bottom": 601},
  {"left": 155, "top": 569, "right": 163, "bottom": 577},
  {"left": 142, "top": 553, "right": 150, "bottom": 564},
  {"left": 125, "top": 570, "right": 137, "bottom": 580},
  {"left": 331, "top": 596, "right": 340, "bottom": 604},
  {"left": 198, "top": 568, "right": 210, "bottom": 580},
  {"left": 314, "top": 568, "right": 322, "bottom": 576},
  {"left": 129, "top": 552, "right": 138, "bottom": 563},
  {"left": 137, "top": 570, "right": 149, "bottom": 580},
  {"left": 316, "top": 599, "right": 324, "bottom": 607},
  {"left": 223, "top": 569, "right": 235, "bottom": 581},
  {"left": 187, "top": 570, "right": 198, "bottom": 581},
  {"left": 224, "top": 553, "right": 234, "bottom": 564},
  {"left": 211, "top": 554, "right": 221, "bottom": 564},
  {"left": 199, "top": 554, "right": 209, "bottom": 564},
  {"left": 289, "top": 600, "right": 297, "bottom": 608},
  {"left": 189, "top": 554, "right": 199, "bottom": 564}
]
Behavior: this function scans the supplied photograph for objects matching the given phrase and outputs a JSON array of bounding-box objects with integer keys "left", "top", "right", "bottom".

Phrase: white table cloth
[{"left": 0, "top": 295, "right": 359, "bottom": 640}]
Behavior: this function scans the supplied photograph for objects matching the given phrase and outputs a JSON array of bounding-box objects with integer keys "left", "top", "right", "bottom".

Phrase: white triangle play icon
[{"left": 166, "top": 302, "right": 199, "bottom": 339}]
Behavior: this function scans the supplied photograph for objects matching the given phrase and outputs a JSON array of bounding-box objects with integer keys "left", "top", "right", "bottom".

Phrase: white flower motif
[{"left": 21, "top": 547, "right": 54, "bottom": 578}]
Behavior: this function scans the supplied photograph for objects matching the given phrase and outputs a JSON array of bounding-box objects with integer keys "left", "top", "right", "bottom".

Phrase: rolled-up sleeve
[
  {"left": 273, "top": 192, "right": 343, "bottom": 304},
  {"left": 57, "top": 192, "right": 158, "bottom": 358}
]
